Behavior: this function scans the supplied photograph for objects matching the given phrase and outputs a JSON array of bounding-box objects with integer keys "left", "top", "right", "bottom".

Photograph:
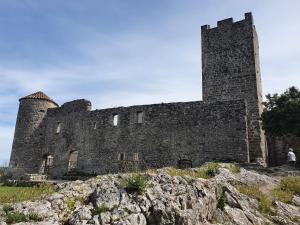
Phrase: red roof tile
[{"left": 19, "top": 91, "right": 58, "bottom": 106}]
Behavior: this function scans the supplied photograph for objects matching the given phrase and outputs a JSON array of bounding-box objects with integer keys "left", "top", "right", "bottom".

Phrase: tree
[{"left": 261, "top": 86, "right": 300, "bottom": 137}]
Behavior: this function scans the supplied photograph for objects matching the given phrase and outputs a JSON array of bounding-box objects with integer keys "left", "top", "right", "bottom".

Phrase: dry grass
[
  {"left": 236, "top": 185, "right": 274, "bottom": 215},
  {"left": 270, "top": 176, "right": 300, "bottom": 204},
  {"left": 229, "top": 163, "right": 241, "bottom": 174},
  {"left": 271, "top": 189, "right": 294, "bottom": 204},
  {"left": 167, "top": 162, "right": 220, "bottom": 179},
  {"left": 0, "top": 184, "right": 55, "bottom": 203},
  {"left": 279, "top": 176, "right": 300, "bottom": 195}
]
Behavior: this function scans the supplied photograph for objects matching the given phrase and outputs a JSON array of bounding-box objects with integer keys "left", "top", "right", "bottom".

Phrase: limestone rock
[
  {"left": 1, "top": 165, "right": 300, "bottom": 225},
  {"left": 292, "top": 195, "right": 300, "bottom": 207}
]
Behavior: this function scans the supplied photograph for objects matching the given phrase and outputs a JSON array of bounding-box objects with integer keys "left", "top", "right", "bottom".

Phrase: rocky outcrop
[{"left": 0, "top": 165, "right": 300, "bottom": 225}]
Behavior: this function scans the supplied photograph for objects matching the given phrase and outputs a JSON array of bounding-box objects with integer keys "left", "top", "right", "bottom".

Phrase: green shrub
[
  {"left": 217, "top": 188, "right": 226, "bottom": 210},
  {"left": 3, "top": 204, "right": 14, "bottom": 214},
  {"left": 280, "top": 176, "right": 300, "bottom": 195},
  {"left": 272, "top": 189, "right": 294, "bottom": 204},
  {"left": 5, "top": 211, "right": 28, "bottom": 224},
  {"left": 122, "top": 173, "right": 149, "bottom": 194},
  {"left": 91, "top": 203, "right": 110, "bottom": 215}
]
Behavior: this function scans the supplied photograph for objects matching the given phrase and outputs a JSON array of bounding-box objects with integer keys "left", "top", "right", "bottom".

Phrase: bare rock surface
[{"left": 1, "top": 164, "right": 300, "bottom": 225}]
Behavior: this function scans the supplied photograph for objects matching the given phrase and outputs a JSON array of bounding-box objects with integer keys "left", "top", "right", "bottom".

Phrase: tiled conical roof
[{"left": 19, "top": 91, "right": 58, "bottom": 106}]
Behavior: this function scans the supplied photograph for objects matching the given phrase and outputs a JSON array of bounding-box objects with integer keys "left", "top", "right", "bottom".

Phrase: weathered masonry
[
  {"left": 201, "top": 12, "right": 266, "bottom": 163},
  {"left": 9, "top": 13, "right": 267, "bottom": 179}
]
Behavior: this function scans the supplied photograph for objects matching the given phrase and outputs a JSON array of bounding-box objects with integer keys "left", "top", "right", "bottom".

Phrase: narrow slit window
[
  {"left": 56, "top": 122, "right": 61, "bottom": 133},
  {"left": 137, "top": 111, "right": 144, "bottom": 124},
  {"left": 93, "top": 122, "right": 97, "bottom": 130},
  {"left": 113, "top": 114, "right": 119, "bottom": 126},
  {"left": 118, "top": 153, "right": 125, "bottom": 161}
]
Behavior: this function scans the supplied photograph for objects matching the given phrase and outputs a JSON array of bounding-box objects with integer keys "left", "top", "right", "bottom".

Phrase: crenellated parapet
[{"left": 201, "top": 12, "right": 253, "bottom": 33}]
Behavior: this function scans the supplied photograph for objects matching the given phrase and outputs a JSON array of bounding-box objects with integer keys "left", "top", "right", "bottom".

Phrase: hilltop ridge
[{"left": 1, "top": 163, "right": 300, "bottom": 225}]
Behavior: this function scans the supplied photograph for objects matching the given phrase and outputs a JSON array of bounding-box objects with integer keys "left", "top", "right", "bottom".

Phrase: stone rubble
[{"left": 0, "top": 165, "right": 300, "bottom": 225}]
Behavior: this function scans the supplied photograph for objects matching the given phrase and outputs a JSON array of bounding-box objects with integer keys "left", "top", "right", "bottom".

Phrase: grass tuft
[
  {"left": 66, "top": 197, "right": 76, "bottom": 211},
  {"left": 271, "top": 188, "right": 294, "bottom": 204},
  {"left": 28, "top": 213, "right": 42, "bottom": 222},
  {"left": 196, "top": 162, "right": 220, "bottom": 179},
  {"left": 5, "top": 211, "right": 28, "bottom": 224},
  {"left": 229, "top": 163, "right": 241, "bottom": 174},
  {"left": 122, "top": 173, "right": 149, "bottom": 194},
  {"left": 2, "top": 206, "right": 42, "bottom": 224}
]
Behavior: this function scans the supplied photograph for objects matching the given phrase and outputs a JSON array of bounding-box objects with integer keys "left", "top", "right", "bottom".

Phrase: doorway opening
[{"left": 68, "top": 151, "right": 78, "bottom": 171}]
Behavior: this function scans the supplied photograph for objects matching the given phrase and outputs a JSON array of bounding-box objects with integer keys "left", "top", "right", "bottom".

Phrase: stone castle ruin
[{"left": 9, "top": 13, "right": 267, "bottom": 179}]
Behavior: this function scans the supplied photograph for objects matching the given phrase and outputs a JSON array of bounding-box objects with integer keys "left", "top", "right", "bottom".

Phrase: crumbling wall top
[{"left": 61, "top": 99, "right": 92, "bottom": 112}]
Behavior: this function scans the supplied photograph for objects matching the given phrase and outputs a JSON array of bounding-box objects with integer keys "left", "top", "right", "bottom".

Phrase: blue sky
[{"left": 1, "top": 1, "right": 300, "bottom": 165}]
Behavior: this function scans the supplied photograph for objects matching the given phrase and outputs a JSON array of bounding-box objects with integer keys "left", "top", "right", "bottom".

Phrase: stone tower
[
  {"left": 201, "top": 12, "right": 266, "bottom": 163},
  {"left": 9, "top": 91, "right": 58, "bottom": 173}
]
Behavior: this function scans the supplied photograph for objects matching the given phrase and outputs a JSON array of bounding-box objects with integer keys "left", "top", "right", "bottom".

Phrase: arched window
[{"left": 68, "top": 151, "right": 78, "bottom": 171}]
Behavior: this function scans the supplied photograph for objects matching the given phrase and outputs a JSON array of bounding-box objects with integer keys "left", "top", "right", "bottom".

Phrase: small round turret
[{"left": 9, "top": 91, "right": 58, "bottom": 172}]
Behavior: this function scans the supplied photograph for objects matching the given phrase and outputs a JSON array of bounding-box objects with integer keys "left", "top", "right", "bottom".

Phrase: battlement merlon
[{"left": 201, "top": 12, "right": 253, "bottom": 33}]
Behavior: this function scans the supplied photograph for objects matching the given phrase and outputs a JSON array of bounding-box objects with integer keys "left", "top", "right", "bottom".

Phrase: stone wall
[
  {"left": 9, "top": 98, "right": 58, "bottom": 175},
  {"left": 268, "top": 136, "right": 300, "bottom": 166},
  {"left": 29, "top": 99, "right": 249, "bottom": 178},
  {"left": 201, "top": 12, "right": 266, "bottom": 163},
  {"left": 9, "top": 13, "right": 267, "bottom": 178}
]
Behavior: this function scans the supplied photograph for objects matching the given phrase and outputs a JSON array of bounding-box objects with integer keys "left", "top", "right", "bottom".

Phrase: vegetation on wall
[{"left": 261, "top": 86, "right": 300, "bottom": 137}]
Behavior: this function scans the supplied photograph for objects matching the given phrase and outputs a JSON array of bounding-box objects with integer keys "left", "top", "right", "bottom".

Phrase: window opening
[
  {"left": 56, "top": 122, "right": 61, "bottom": 133},
  {"left": 118, "top": 153, "right": 125, "bottom": 161},
  {"left": 137, "top": 111, "right": 144, "bottom": 124},
  {"left": 93, "top": 122, "right": 97, "bottom": 129},
  {"left": 177, "top": 159, "right": 192, "bottom": 169},
  {"left": 133, "top": 153, "right": 139, "bottom": 161},
  {"left": 68, "top": 151, "right": 78, "bottom": 171},
  {"left": 113, "top": 114, "right": 119, "bottom": 126}
]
